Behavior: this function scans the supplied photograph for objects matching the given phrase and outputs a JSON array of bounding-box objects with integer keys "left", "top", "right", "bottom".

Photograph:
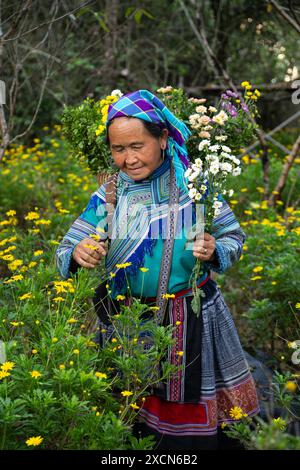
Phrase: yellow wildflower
[
  {"left": 59, "top": 364, "right": 65, "bottom": 370},
  {"left": 83, "top": 244, "right": 98, "bottom": 250},
  {"left": 52, "top": 337, "right": 58, "bottom": 343},
  {"left": 6, "top": 210, "right": 16, "bottom": 217},
  {"left": 4, "top": 274, "right": 23, "bottom": 284},
  {"left": 162, "top": 293, "right": 175, "bottom": 299},
  {"left": 116, "top": 295, "right": 126, "bottom": 301},
  {"left": 33, "top": 250, "right": 43, "bottom": 256},
  {"left": 32, "top": 349, "right": 38, "bottom": 355},
  {"left": 30, "top": 371, "right": 42, "bottom": 379},
  {"left": 19, "top": 293, "right": 33, "bottom": 300},
  {"left": 116, "top": 262, "right": 132, "bottom": 269},
  {"left": 26, "top": 436, "right": 44, "bottom": 447},
  {"left": 284, "top": 381, "right": 297, "bottom": 393},
  {"left": 53, "top": 297, "right": 65, "bottom": 302},
  {"left": 250, "top": 276, "right": 262, "bottom": 281},
  {"left": 130, "top": 403, "right": 140, "bottom": 410},
  {"left": 25, "top": 211, "right": 40, "bottom": 220},
  {"left": 1, "top": 361, "right": 15, "bottom": 372},
  {"left": 34, "top": 219, "right": 51, "bottom": 226},
  {"left": 73, "top": 349, "right": 80, "bottom": 355},
  {"left": 1, "top": 254, "right": 15, "bottom": 261},
  {"left": 0, "top": 370, "right": 11, "bottom": 380},
  {"left": 67, "top": 318, "right": 77, "bottom": 323},
  {"left": 121, "top": 390, "right": 133, "bottom": 397},
  {"left": 287, "top": 341, "right": 297, "bottom": 349},
  {"left": 272, "top": 417, "right": 287, "bottom": 431},
  {"left": 95, "top": 372, "right": 107, "bottom": 379},
  {"left": 229, "top": 406, "right": 247, "bottom": 420},
  {"left": 28, "top": 261, "right": 37, "bottom": 268},
  {"left": 252, "top": 266, "right": 264, "bottom": 273}
]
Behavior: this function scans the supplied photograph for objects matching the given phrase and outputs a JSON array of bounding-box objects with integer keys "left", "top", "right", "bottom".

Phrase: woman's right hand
[{"left": 72, "top": 237, "right": 107, "bottom": 269}]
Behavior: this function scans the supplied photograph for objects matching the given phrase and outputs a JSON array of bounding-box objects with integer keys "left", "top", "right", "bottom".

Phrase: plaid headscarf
[{"left": 105, "top": 89, "right": 191, "bottom": 190}]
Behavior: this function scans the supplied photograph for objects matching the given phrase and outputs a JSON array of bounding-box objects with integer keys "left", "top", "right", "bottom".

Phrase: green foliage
[
  {"left": 0, "top": 131, "right": 178, "bottom": 449},
  {"left": 61, "top": 96, "right": 118, "bottom": 176}
]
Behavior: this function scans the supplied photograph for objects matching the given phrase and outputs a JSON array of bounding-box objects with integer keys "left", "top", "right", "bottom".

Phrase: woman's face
[{"left": 108, "top": 117, "right": 168, "bottom": 180}]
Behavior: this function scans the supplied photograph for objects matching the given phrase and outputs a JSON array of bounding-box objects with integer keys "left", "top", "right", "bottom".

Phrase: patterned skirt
[{"left": 93, "top": 277, "right": 260, "bottom": 449}]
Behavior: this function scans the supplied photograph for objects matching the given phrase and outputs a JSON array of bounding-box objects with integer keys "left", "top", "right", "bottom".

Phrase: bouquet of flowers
[
  {"left": 61, "top": 89, "right": 123, "bottom": 177},
  {"left": 156, "top": 83, "right": 260, "bottom": 315}
]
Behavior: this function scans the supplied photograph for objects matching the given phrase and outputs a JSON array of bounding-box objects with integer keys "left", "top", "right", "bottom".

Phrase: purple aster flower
[
  {"left": 225, "top": 90, "right": 239, "bottom": 98},
  {"left": 228, "top": 104, "right": 238, "bottom": 117},
  {"left": 241, "top": 102, "right": 249, "bottom": 113},
  {"left": 222, "top": 101, "right": 238, "bottom": 117}
]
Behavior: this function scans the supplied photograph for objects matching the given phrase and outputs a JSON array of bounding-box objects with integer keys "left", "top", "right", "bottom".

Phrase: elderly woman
[{"left": 56, "top": 89, "right": 260, "bottom": 450}]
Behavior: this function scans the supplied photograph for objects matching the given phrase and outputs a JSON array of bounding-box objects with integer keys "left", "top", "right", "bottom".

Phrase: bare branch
[
  {"left": 3, "top": 0, "right": 96, "bottom": 43},
  {"left": 269, "top": 0, "right": 300, "bottom": 34}
]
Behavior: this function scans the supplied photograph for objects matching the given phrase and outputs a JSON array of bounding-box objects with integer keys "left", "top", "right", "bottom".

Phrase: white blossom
[
  {"left": 111, "top": 89, "right": 123, "bottom": 97},
  {"left": 195, "top": 105, "right": 207, "bottom": 114},
  {"left": 232, "top": 167, "right": 241, "bottom": 176},
  {"left": 199, "top": 115, "right": 211, "bottom": 126},
  {"left": 188, "top": 169, "right": 200, "bottom": 181},
  {"left": 194, "top": 158, "right": 203, "bottom": 168},
  {"left": 221, "top": 145, "right": 232, "bottom": 153},
  {"left": 209, "top": 163, "right": 220, "bottom": 175},
  {"left": 220, "top": 162, "right": 232, "bottom": 173},
  {"left": 188, "top": 97, "right": 207, "bottom": 104},
  {"left": 198, "top": 140, "right": 211, "bottom": 151},
  {"left": 188, "top": 188, "right": 197, "bottom": 199},
  {"left": 212, "top": 110, "right": 229, "bottom": 126},
  {"left": 157, "top": 85, "right": 173, "bottom": 93},
  {"left": 213, "top": 200, "right": 223, "bottom": 209},
  {"left": 199, "top": 131, "right": 211, "bottom": 139},
  {"left": 208, "top": 144, "right": 220, "bottom": 152}
]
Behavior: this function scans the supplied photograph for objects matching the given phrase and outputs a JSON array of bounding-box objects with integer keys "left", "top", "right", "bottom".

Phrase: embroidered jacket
[{"left": 55, "top": 158, "right": 246, "bottom": 298}]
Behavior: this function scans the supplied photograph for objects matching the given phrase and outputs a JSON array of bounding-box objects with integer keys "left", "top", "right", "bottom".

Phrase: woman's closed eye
[{"left": 114, "top": 145, "right": 144, "bottom": 152}]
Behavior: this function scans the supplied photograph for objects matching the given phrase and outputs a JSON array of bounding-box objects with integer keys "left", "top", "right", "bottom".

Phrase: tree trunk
[{"left": 268, "top": 134, "right": 300, "bottom": 206}]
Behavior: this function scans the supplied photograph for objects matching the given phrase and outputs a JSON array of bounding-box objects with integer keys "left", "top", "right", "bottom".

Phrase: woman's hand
[
  {"left": 72, "top": 237, "right": 107, "bottom": 269},
  {"left": 193, "top": 232, "right": 216, "bottom": 262}
]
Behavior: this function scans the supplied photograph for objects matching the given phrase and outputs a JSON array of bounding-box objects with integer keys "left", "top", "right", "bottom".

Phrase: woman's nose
[{"left": 125, "top": 150, "right": 139, "bottom": 163}]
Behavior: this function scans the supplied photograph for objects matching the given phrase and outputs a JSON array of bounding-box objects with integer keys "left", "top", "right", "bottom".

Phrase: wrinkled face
[{"left": 108, "top": 117, "right": 168, "bottom": 180}]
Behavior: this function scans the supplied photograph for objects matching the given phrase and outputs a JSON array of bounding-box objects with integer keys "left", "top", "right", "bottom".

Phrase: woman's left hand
[{"left": 193, "top": 232, "right": 216, "bottom": 261}]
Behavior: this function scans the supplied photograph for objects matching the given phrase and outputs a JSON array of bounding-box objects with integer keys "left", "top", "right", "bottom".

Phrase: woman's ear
[{"left": 160, "top": 128, "right": 169, "bottom": 148}]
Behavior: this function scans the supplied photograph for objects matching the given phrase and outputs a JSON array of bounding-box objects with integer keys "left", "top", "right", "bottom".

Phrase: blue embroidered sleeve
[
  {"left": 55, "top": 186, "right": 107, "bottom": 279},
  {"left": 203, "top": 195, "right": 246, "bottom": 274}
]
